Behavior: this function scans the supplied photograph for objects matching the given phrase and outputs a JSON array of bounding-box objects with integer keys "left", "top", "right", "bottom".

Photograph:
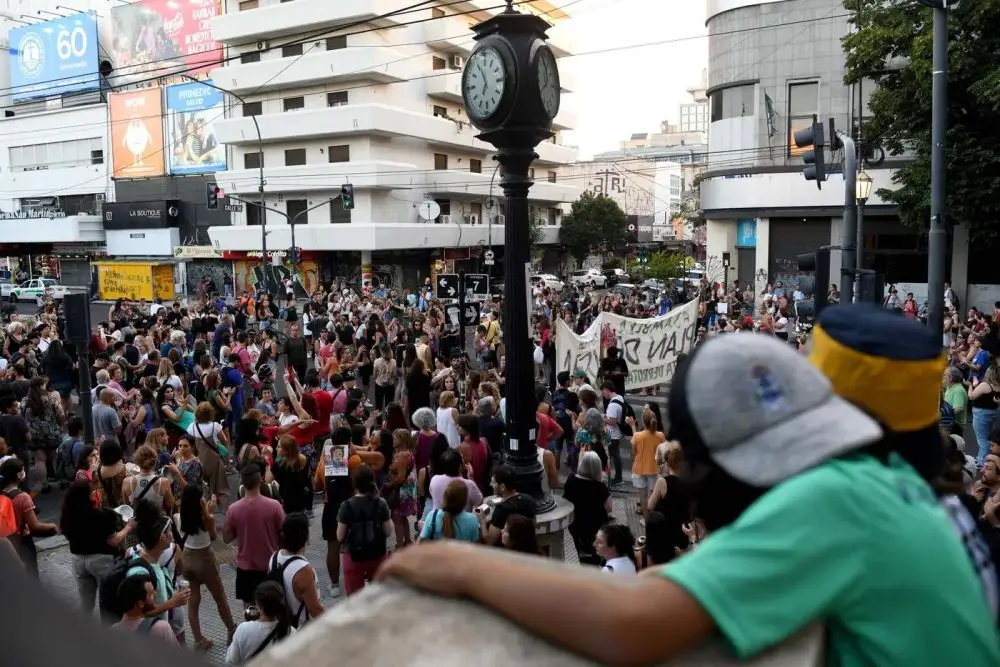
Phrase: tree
[
  {"left": 558, "top": 192, "right": 629, "bottom": 264},
  {"left": 842, "top": 0, "right": 1000, "bottom": 240},
  {"left": 680, "top": 180, "right": 705, "bottom": 230},
  {"left": 645, "top": 251, "right": 686, "bottom": 283},
  {"left": 528, "top": 216, "right": 544, "bottom": 245}
]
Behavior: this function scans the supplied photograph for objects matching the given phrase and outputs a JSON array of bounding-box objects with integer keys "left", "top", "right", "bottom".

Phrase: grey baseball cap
[{"left": 667, "top": 334, "right": 882, "bottom": 487}]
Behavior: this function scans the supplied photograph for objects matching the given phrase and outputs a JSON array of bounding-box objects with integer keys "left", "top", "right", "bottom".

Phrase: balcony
[
  {"left": 0, "top": 214, "right": 104, "bottom": 244},
  {"left": 215, "top": 104, "right": 578, "bottom": 165},
  {"left": 426, "top": 71, "right": 463, "bottom": 104},
  {"left": 426, "top": 169, "right": 577, "bottom": 203},
  {"left": 211, "top": 47, "right": 407, "bottom": 95},
  {"left": 551, "top": 107, "right": 577, "bottom": 132},
  {"left": 424, "top": 15, "right": 475, "bottom": 56},
  {"left": 214, "top": 161, "right": 419, "bottom": 195},
  {"left": 211, "top": 0, "right": 404, "bottom": 43}
]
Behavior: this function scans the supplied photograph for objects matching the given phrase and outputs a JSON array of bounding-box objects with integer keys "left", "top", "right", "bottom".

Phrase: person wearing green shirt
[
  {"left": 375, "top": 334, "right": 1000, "bottom": 667},
  {"left": 944, "top": 366, "right": 970, "bottom": 428}
]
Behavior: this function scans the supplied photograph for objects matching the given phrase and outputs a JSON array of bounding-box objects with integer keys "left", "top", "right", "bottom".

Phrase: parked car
[
  {"left": 569, "top": 269, "right": 608, "bottom": 289},
  {"left": 602, "top": 268, "right": 627, "bottom": 287},
  {"left": 9, "top": 278, "right": 68, "bottom": 302},
  {"left": 612, "top": 283, "right": 639, "bottom": 297},
  {"left": 531, "top": 274, "right": 565, "bottom": 292},
  {"left": 0, "top": 281, "right": 14, "bottom": 299},
  {"left": 642, "top": 278, "right": 666, "bottom": 292}
]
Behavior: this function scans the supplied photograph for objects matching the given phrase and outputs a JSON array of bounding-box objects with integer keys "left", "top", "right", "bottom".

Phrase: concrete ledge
[{"left": 252, "top": 550, "right": 825, "bottom": 667}]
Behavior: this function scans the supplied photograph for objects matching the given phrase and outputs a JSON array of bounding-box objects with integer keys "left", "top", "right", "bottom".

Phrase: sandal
[{"left": 194, "top": 638, "right": 214, "bottom": 652}]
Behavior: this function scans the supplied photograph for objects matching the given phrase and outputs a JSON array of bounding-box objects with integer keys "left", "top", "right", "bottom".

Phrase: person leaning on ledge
[{"left": 377, "top": 335, "right": 1000, "bottom": 667}]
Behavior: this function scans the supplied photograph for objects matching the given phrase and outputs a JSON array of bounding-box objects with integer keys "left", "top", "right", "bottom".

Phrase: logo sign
[
  {"left": 462, "top": 302, "right": 481, "bottom": 327},
  {"left": 109, "top": 0, "right": 222, "bottom": 80},
  {"left": 436, "top": 273, "right": 459, "bottom": 300},
  {"left": 0, "top": 208, "right": 65, "bottom": 220},
  {"left": 109, "top": 88, "right": 166, "bottom": 178},
  {"left": 102, "top": 201, "right": 179, "bottom": 230},
  {"left": 462, "top": 273, "right": 489, "bottom": 300},
  {"left": 9, "top": 13, "right": 99, "bottom": 101},
  {"left": 165, "top": 80, "right": 227, "bottom": 175},
  {"left": 483, "top": 249, "right": 495, "bottom": 266},
  {"left": 224, "top": 203, "right": 243, "bottom": 212},
  {"left": 174, "top": 245, "right": 220, "bottom": 259}
]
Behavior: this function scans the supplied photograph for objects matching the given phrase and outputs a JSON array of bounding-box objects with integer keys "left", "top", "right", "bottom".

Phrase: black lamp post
[{"left": 462, "top": 1, "right": 561, "bottom": 513}]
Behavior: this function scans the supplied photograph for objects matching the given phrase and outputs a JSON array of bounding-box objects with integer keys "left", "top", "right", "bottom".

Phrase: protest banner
[{"left": 556, "top": 299, "right": 699, "bottom": 391}]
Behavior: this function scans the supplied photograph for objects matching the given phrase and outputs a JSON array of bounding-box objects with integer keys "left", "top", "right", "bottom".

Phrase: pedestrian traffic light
[
  {"left": 793, "top": 117, "right": 827, "bottom": 189},
  {"left": 288, "top": 246, "right": 300, "bottom": 264},
  {"left": 795, "top": 247, "right": 831, "bottom": 319},
  {"left": 341, "top": 184, "right": 354, "bottom": 210},
  {"left": 207, "top": 182, "right": 220, "bottom": 210}
]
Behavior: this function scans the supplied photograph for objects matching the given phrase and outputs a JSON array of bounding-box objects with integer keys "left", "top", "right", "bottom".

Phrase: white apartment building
[{"left": 206, "top": 0, "right": 579, "bottom": 268}]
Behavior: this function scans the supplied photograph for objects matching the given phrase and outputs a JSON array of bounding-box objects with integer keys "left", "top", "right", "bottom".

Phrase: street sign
[
  {"left": 722, "top": 251, "right": 731, "bottom": 268},
  {"left": 445, "top": 304, "right": 461, "bottom": 329},
  {"left": 484, "top": 249, "right": 495, "bottom": 266},
  {"left": 461, "top": 301, "right": 481, "bottom": 327},
  {"left": 224, "top": 203, "right": 243, "bottom": 212},
  {"left": 462, "top": 273, "right": 489, "bottom": 300},
  {"left": 436, "top": 273, "right": 459, "bottom": 299}
]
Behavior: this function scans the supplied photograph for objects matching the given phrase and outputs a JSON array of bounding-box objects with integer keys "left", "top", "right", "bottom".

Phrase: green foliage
[
  {"left": 604, "top": 256, "right": 623, "bottom": 270},
  {"left": 645, "top": 251, "right": 686, "bottom": 282},
  {"left": 681, "top": 183, "right": 705, "bottom": 229},
  {"left": 842, "top": 0, "right": 1000, "bottom": 239},
  {"left": 558, "top": 192, "right": 629, "bottom": 263}
]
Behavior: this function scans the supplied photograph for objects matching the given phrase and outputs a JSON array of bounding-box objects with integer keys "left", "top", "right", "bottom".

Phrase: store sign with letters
[{"left": 0, "top": 208, "right": 66, "bottom": 220}]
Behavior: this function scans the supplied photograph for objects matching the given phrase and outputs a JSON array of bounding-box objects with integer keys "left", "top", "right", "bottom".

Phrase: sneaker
[{"left": 327, "top": 584, "right": 343, "bottom": 599}]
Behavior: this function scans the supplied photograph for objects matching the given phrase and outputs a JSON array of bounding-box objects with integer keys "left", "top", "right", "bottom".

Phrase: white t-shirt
[
  {"left": 173, "top": 513, "right": 212, "bottom": 550},
  {"left": 602, "top": 555, "right": 637, "bottom": 575},
  {"left": 774, "top": 316, "right": 788, "bottom": 333},
  {"left": 226, "top": 621, "right": 296, "bottom": 664},
  {"left": 187, "top": 421, "right": 224, "bottom": 449}
]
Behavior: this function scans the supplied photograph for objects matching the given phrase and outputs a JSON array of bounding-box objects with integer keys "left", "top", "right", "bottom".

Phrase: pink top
[
  {"left": 428, "top": 474, "right": 483, "bottom": 513},
  {"left": 223, "top": 494, "right": 285, "bottom": 572}
]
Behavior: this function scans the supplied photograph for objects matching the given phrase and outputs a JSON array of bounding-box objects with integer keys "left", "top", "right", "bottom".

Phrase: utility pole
[{"left": 837, "top": 130, "right": 858, "bottom": 306}]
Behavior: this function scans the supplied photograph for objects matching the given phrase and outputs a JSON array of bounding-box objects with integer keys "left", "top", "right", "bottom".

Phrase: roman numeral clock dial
[{"left": 462, "top": 47, "right": 507, "bottom": 121}]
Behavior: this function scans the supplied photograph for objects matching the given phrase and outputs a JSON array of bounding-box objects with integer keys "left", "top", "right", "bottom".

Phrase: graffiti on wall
[
  {"left": 327, "top": 258, "right": 402, "bottom": 292},
  {"left": 234, "top": 260, "right": 319, "bottom": 298},
  {"left": 185, "top": 260, "right": 232, "bottom": 296}
]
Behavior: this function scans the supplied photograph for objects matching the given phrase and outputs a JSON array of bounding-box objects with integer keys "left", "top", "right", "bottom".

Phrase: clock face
[
  {"left": 536, "top": 46, "right": 560, "bottom": 119},
  {"left": 463, "top": 47, "right": 506, "bottom": 121}
]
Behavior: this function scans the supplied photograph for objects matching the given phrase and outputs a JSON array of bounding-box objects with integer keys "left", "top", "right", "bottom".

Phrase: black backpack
[
  {"left": 551, "top": 388, "right": 570, "bottom": 421},
  {"left": 99, "top": 556, "right": 158, "bottom": 618},
  {"left": 343, "top": 496, "right": 386, "bottom": 562},
  {"left": 610, "top": 397, "right": 635, "bottom": 437},
  {"left": 266, "top": 554, "right": 308, "bottom": 628}
]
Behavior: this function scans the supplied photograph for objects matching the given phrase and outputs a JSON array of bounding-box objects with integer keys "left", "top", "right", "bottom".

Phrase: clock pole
[{"left": 462, "top": 6, "right": 562, "bottom": 515}]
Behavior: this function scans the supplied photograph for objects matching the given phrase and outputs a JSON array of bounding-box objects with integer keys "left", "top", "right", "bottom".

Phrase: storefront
[
  {"left": 174, "top": 245, "right": 232, "bottom": 296},
  {"left": 103, "top": 201, "right": 181, "bottom": 258},
  {"left": 223, "top": 251, "right": 321, "bottom": 298}
]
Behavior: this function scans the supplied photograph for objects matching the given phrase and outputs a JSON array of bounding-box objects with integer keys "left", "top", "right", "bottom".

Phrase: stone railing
[{"left": 251, "top": 549, "right": 825, "bottom": 667}]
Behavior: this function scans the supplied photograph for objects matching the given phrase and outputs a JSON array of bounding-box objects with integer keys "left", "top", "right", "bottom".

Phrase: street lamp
[
  {"left": 854, "top": 170, "right": 873, "bottom": 301},
  {"left": 180, "top": 75, "right": 267, "bottom": 260}
]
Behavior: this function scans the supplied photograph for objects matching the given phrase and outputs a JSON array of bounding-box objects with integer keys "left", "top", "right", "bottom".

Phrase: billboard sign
[
  {"left": 109, "top": 0, "right": 222, "bottom": 79},
  {"left": 109, "top": 88, "right": 166, "bottom": 179},
  {"left": 165, "top": 80, "right": 226, "bottom": 175},
  {"left": 9, "top": 12, "right": 99, "bottom": 101}
]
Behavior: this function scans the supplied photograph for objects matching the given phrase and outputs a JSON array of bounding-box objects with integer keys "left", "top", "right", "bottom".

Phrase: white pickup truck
[{"left": 8, "top": 278, "right": 69, "bottom": 302}]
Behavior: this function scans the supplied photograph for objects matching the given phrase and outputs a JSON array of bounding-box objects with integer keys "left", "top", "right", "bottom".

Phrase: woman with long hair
[
  {"left": 575, "top": 407, "right": 608, "bottom": 479},
  {"left": 502, "top": 514, "right": 542, "bottom": 555},
  {"left": 226, "top": 581, "right": 295, "bottom": 663},
  {"left": 969, "top": 356, "right": 999, "bottom": 465},
  {"left": 336, "top": 464, "right": 393, "bottom": 596},
  {"left": 122, "top": 444, "right": 175, "bottom": 515},
  {"left": 405, "top": 358, "right": 432, "bottom": 421},
  {"left": 130, "top": 387, "right": 160, "bottom": 447},
  {"left": 23, "top": 376, "right": 64, "bottom": 492},
  {"left": 419, "top": 478, "right": 479, "bottom": 543},
  {"left": 42, "top": 338, "right": 75, "bottom": 417},
  {"left": 631, "top": 407, "right": 665, "bottom": 518},
  {"left": 60, "top": 479, "right": 134, "bottom": 619},
  {"left": 268, "top": 436, "right": 312, "bottom": 514},
  {"left": 382, "top": 428, "right": 418, "bottom": 549},
  {"left": 648, "top": 442, "right": 692, "bottom": 553},
  {"left": 159, "top": 383, "right": 195, "bottom": 434},
  {"left": 176, "top": 484, "right": 235, "bottom": 650},
  {"left": 187, "top": 402, "right": 229, "bottom": 512}
]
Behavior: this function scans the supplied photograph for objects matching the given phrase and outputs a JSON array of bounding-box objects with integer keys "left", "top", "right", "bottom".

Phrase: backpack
[
  {"left": 610, "top": 397, "right": 635, "bottom": 437},
  {"left": 54, "top": 437, "right": 81, "bottom": 482},
  {"left": 343, "top": 496, "right": 386, "bottom": 562},
  {"left": 266, "top": 553, "right": 308, "bottom": 627},
  {"left": 99, "top": 556, "right": 159, "bottom": 618},
  {"left": 0, "top": 491, "right": 18, "bottom": 539},
  {"left": 940, "top": 400, "right": 956, "bottom": 433},
  {"left": 551, "top": 388, "right": 570, "bottom": 421}
]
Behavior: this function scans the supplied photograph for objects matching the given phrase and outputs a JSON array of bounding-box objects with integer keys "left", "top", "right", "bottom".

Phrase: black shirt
[
  {"left": 563, "top": 474, "right": 610, "bottom": 545},
  {"left": 600, "top": 357, "right": 629, "bottom": 397},
  {"left": 64, "top": 508, "right": 119, "bottom": 556},
  {"left": 490, "top": 492, "right": 537, "bottom": 532},
  {"left": 0, "top": 414, "right": 29, "bottom": 455}
]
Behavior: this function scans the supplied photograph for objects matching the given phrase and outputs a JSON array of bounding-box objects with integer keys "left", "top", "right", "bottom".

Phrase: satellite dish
[{"left": 418, "top": 201, "right": 441, "bottom": 221}]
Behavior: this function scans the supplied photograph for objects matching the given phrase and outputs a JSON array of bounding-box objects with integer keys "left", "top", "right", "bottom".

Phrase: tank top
[
  {"left": 437, "top": 407, "right": 461, "bottom": 448},
  {"left": 143, "top": 403, "right": 155, "bottom": 431},
  {"left": 270, "top": 551, "right": 317, "bottom": 627},
  {"left": 653, "top": 474, "right": 691, "bottom": 550},
  {"left": 536, "top": 447, "right": 551, "bottom": 496},
  {"left": 972, "top": 384, "right": 998, "bottom": 411},
  {"left": 129, "top": 473, "right": 165, "bottom": 510}
]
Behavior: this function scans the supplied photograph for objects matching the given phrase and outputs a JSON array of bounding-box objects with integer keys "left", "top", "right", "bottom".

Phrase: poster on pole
[{"left": 555, "top": 299, "right": 699, "bottom": 391}]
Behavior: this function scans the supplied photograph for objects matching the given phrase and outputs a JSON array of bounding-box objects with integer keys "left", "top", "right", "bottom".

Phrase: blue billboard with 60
[{"left": 9, "top": 12, "right": 100, "bottom": 101}]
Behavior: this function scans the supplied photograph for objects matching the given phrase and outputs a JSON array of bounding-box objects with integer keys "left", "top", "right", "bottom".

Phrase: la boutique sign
[{"left": 0, "top": 208, "right": 65, "bottom": 220}]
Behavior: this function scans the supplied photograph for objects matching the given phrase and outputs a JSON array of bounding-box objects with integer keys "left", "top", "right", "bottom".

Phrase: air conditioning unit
[
  {"left": 490, "top": 214, "right": 505, "bottom": 225},
  {"left": 439, "top": 214, "right": 452, "bottom": 224},
  {"left": 256, "top": 40, "right": 269, "bottom": 51},
  {"left": 450, "top": 54, "right": 464, "bottom": 70},
  {"left": 469, "top": 214, "right": 480, "bottom": 225}
]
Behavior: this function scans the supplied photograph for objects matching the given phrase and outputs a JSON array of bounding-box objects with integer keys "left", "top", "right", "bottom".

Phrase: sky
[{"left": 556, "top": 0, "right": 708, "bottom": 158}]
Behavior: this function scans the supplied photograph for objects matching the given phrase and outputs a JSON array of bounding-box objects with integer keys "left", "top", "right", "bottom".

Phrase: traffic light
[
  {"left": 341, "top": 184, "right": 354, "bottom": 210},
  {"left": 206, "top": 182, "right": 220, "bottom": 210},
  {"left": 793, "top": 117, "right": 826, "bottom": 189},
  {"left": 795, "top": 247, "right": 831, "bottom": 319},
  {"left": 287, "top": 247, "right": 300, "bottom": 264}
]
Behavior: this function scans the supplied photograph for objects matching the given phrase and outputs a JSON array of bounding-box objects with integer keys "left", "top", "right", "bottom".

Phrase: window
[
  {"left": 548, "top": 208, "right": 558, "bottom": 226},
  {"left": 669, "top": 174, "right": 681, "bottom": 196},
  {"left": 434, "top": 153, "right": 448, "bottom": 170},
  {"left": 326, "top": 36, "right": 347, "bottom": 50},
  {"left": 470, "top": 202, "right": 483, "bottom": 219},
  {"left": 283, "top": 96, "right": 304, "bottom": 112},
  {"left": 284, "top": 148, "right": 306, "bottom": 166},
  {"left": 244, "top": 152, "right": 263, "bottom": 169},
  {"left": 243, "top": 101, "right": 262, "bottom": 116},
  {"left": 469, "top": 158, "right": 482, "bottom": 173},
  {"left": 328, "top": 145, "right": 350, "bottom": 163},
  {"left": 330, "top": 205, "right": 351, "bottom": 225},
  {"left": 240, "top": 51, "right": 261, "bottom": 64},
  {"left": 286, "top": 199, "right": 308, "bottom": 223},
  {"left": 432, "top": 56, "right": 447, "bottom": 70},
  {"left": 708, "top": 84, "right": 755, "bottom": 122},
  {"left": 281, "top": 43, "right": 303, "bottom": 57},
  {"left": 433, "top": 105, "right": 448, "bottom": 118},
  {"left": 246, "top": 203, "right": 262, "bottom": 226},
  {"left": 9, "top": 137, "right": 103, "bottom": 171},
  {"left": 787, "top": 81, "right": 819, "bottom": 157},
  {"left": 91, "top": 149, "right": 103, "bottom": 165},
  {"left": 434, "top": 199, "right": 451, "bottom": 217},
  {"left": 432, "top": 7, "right": 445, "bottom": 17},
  {"left": 238, "top": 0, "right": 258, "bottom": 10},
  {"left": 327, "top": 91, "right": 348, "bottom": 107},
  {"left": 547, "top": 170, "right": 557, "bottom": 183}
]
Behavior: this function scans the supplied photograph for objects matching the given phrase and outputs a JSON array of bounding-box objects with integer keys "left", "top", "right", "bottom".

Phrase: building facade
[{"left": 205, "top": 0, "right": 579, "bottom": 286}]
